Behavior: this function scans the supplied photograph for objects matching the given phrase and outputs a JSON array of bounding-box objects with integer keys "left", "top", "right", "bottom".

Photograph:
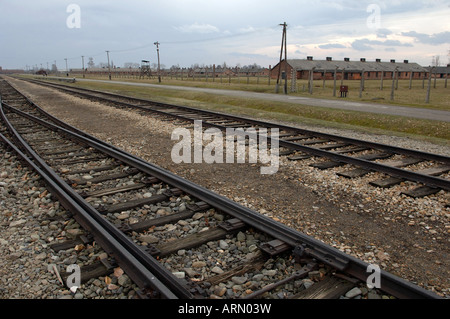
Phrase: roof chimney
[
  {"left": 307, "top": 56, "right": 313, "bottom": 61},
  {"left": 326, "top": 57, "right": 332, "bottom": 61}
]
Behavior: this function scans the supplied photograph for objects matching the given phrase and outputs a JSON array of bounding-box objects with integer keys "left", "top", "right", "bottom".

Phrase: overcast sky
[{"left": 1, "top": 0, "right": 449, "bottom": 70}]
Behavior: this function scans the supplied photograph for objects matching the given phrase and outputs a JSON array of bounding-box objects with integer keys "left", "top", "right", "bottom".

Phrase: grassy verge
[
  {"left": 68, "top": 74, "right": 449, "bottom": 111},
  {"left": 17, "top": 75, "right": 450, "bottom": 144}
]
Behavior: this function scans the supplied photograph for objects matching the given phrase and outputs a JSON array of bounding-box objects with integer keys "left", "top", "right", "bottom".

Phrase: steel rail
[
  {"left": 1, "top": 102, "right": 441, "bottom": 299},
  {"left": 0, "top": 102, "right": 192, "bottom": 299},
  {"left": 27, "top": 78, "right": 450, "bottom": 164},
  {"left": 26, "top": 79, "right": 450, "bottom": 191},
  {"left": 0, "top": 131, "right": 178, "bottom": 299}
]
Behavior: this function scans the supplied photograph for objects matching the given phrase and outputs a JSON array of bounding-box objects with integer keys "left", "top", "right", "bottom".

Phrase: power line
[{"left": 30, "top": 24, "right": 280, "bottom": 71}]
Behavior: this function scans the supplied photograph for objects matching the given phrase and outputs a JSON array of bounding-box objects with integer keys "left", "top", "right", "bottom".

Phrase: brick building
[
  {"left": 426, "top": 65, "right": 450, "bottom": 78},
  {"left": 271, "top": 57, "right": 429, "bottom": 81},
  {"left": 0, "top": 67, "right": 25, "bottom": 74}
]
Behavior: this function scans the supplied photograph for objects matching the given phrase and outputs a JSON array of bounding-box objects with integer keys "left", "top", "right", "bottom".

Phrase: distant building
[
  {"left": 425, "top": 65, "right": 450, "bottom": 79},
  {"left": 0, "top": 67, "right": 25, "bottom": 74},
  {"left": 271, "top": 57, "right": 429, "bottom": 81}
]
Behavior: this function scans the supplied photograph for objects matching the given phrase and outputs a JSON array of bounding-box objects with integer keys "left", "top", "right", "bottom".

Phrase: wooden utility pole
[
  {"left": 283, "top": 22, "right": 287, "bottom": 94},
  {"left": 154, "top": 41, "right": 161, "bottom": 83},
  {"left": 276, "top": 22, "right": 288, "bottom": 94}
]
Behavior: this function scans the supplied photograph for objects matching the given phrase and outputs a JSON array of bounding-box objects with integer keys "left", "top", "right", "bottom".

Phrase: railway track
[
  {"left": 0, "top": 77, "right": 443, "bottom": 300},
  {"left": 23, "top": 77, "right": 450, "bottom": 199}
]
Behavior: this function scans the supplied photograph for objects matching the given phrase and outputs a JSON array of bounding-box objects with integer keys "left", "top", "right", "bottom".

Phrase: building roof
[
  {"left": 284, "top": 58, "right": 427, "bottom": 73},
  {"left": 425, "top": 65, "right": 450, "bottom": 73}
]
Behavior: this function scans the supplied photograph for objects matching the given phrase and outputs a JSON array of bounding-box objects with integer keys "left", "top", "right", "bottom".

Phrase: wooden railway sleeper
[
  {"left": 119, "top": 201, "right": 211, "bottom": 233},
  {"left": 144, "top": 218, "right": 246, "bottom": 258},
  {"left": 243, "top": 262, "right": 318, "bottom": 299},
  {"left": 66, "top": 167, "right": 140, "bottom": 185}
]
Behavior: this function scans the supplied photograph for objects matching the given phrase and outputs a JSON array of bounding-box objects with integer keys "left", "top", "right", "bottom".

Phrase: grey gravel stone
[{"left": 345, "top": 287, "right": 362, "bottom": 298}]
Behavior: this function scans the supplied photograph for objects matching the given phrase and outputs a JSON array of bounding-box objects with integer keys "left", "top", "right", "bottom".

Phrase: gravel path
[{"left": 2, "top": 77, "right": 449, "bottom": 298}]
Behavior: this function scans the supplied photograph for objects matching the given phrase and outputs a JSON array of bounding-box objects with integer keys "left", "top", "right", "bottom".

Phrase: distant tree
[
  {"left": 124, "top": 62, "right": 140, "bottom": 69},
  {"left": 432, "top": 55, "right": 441, "bottom": 67},
  {"left": 87, "top": 57, "right": 95, "bottom": 68}
]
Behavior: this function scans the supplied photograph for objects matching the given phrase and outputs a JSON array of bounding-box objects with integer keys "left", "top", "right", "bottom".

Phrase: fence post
[
  {"left": 309, "top": 67, "right": 315, "bottom": 94},
  {"left": 333, "top": 67, "right": 337, "bottom": 97},
  {"left": 426, "top": 67, "right": 435, "bottom": 103},
  {"left": 391, "top": 67, "right": 398, "bottom": 101},
  {"left": 291, "top": 68, "right": 297, "bottom": 92},
  {"left": 409, "top": 71, "right": 413, "bottom": 89},
  {"left": 359, "top": 69, "right": 364, "bottom": 98},
  {"left": 380, "top": 71, "right": 384, "bottom": 90},
  {"left": 445, "top": 70, "right": 448, "bottom": 88}
]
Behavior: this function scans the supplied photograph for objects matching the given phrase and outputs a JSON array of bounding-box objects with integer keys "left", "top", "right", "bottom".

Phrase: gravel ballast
[{"left": 0, "top": 146, "right": 140, "bottom": 299}]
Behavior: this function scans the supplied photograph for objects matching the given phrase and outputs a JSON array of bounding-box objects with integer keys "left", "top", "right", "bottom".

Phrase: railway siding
[{"left": 1, "top": 76, "right": 448, "bottom": 298}]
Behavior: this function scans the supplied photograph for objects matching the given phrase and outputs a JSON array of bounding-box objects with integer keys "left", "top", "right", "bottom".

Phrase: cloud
[
  {"left": 174, "top": 22, "right": 220, "bottom": 34},
  {"left": 318, "top": 43, "right": 346, "bottom": 49},
  {"left": 351, "top": 38, "right": 413, "bottom": 51},
  {"left": 237, "top": 26, "right": 256, "bottom": 34},
  {"left": 401, "top": 31, "right": 450, "bottom": 45},
  {"left": 229, "top": 52, "right": 270, "bottom": 59},
  {"left": 351, "top": 39, "right": 373, "bottom": 51},
  {"left": 376, "top": 28, "right": 393, "bottom": 38},
  {"left": 294, "top": 50, "right": 307, "bottom": 56}
]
